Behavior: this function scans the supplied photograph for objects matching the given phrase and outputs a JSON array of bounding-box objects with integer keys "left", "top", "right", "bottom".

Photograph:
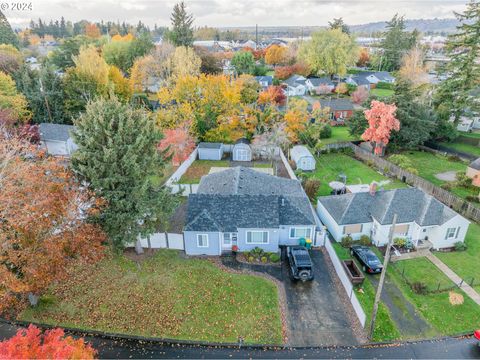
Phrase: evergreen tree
[
  {"left": 231, "top": 51, "right": 255, "bottom": 75},
  {"left": 328, "top": 18, "right": 350, "bottom": 34},
  {"left": 71, "top": 97, "right": 178, "bottom": 249},
  {"left": 379, "top": 14, "right": 418, "bottom": 71},
  {"left": 0, "top": 10, "right": 18, "bottom": 47},
  {"left": 434, "top": 0, "right": 480, "bottom": 122},
  {"left": 166, "top": 2, "right": 194, "bottom": 47}
]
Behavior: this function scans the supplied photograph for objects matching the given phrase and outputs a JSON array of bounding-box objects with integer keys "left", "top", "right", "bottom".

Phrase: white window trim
[
  {"left": 197, "top": 234, "right": 209, "bottom": 248},
  {"left": 222, "top": 232, "right": 232, "bottom": 244},
  {"left": 445, "top": 227, "right": 457, "bottom": 239},
  {"left": 289, "top": 227, "right": 312, "bottom": 239},
  {"left": 246, "top": 230, "right": 269, "bottom": 244}
]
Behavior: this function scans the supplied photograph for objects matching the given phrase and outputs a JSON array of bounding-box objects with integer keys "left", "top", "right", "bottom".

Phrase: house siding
[
  {"left": 198, "top": 147, "right": 223, "bottom": 160},
  {"left": 278, "top": 225, "right": 316, "bottom": 246},
  {"left": 236, "top": 228, "right": 280, "bottom": 252},
  {"left": 184, "top": 231, "right": 221, "bottom": 255},
  {"left": 428, "top": 215, "right": 470, "bottom": 249},
  {"left": 42, "top": 140, "right": 69, "bottom": 156}
]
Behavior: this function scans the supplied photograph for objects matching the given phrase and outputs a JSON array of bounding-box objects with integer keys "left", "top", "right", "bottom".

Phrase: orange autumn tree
[
  {"left": 258, "top": 86, "right": 286, "bottom": 106},
  {"left": 0, "top": 325, "right": 97, "bottom": 359},
  {"left": 362, "top": 100, "right": 400, "bottom": 155},
  {"left": 265, "top": 45, "right": 287, "bottom": 66},
  {"left": 158, "top": 128, "right": 195, "bottom": 166},
  {"left": 0, "top": 135, "right": 106, "bottom": 314},
  {"left": 283, "top": 98, "right": 309, "bottom": 142},
  {"left": 85, "top": 23, "right": 101, "bottom": 38}
]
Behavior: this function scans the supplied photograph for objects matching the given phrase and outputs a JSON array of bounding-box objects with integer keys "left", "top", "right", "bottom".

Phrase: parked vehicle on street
[
  {"left": 286, "top": 246, "right": 314, "bottom": 281},
  {"left": 350, "top": 245, "right": 383, "bottom": 274}
]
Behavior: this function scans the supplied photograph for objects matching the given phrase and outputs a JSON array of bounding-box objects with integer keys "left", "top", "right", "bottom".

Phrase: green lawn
[
  {"left": 306, "top": 152, "right": 406, "bottom": 197},
  {"left": 436, "top": 223, "right": 480, "bottom": 292},
  {"left": 320, "top": 126, "right": 359, "bottom": 146},
  {"left": 386, "top": 257, "right": 480, "bottom": 336},
  {"left": 20, "top": 250, "right": 283, "bottom": 345},
  {"left": 460, "top": 132, "right": 480, "bottom": 139},
  {"left": 395, "top": 151, "right": 478, "bottom": 202},
  {"left": 331, "top": 243, "right": 401, "bottom": 342},
  {"left": 439, "top": 141, "right": 480, "bottom": 157},
  {"left": 178, "top": 160, "right": 230, "bottom": 184},
  {"left": 371, "top": 88, "right": 394, "bottom": 98}
]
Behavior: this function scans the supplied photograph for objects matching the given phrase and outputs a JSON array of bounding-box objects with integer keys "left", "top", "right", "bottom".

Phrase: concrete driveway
[{"left": 282, "top": 249, "right": 356, "bottom": 346}]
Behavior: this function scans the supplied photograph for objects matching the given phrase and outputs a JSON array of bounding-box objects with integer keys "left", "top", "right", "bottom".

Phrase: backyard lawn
[
  {"left": 178, "top": 160, "right": 230, "bottom": 184},
  {"left": 395, "top": 151, "right": 478, "bottom": 202},
  {"left": 435, "top": 223, "right": 480, "bottom": 293},
  {"left": 306, "top": 152, "right": 406, "bottom": 197},
  {"left": 371, "top": 88, "right": 394, "bottom": 98},
  {"left": 439, "top": 141, "right": 480, "bottom": 157},
  {"left": 320, "top": 126, "right": 359, "bottom": 146},
  {"left": 20, "top": 250, "right": 283, "bottom": 344},
  {"left": 149, "top": 163, "right": 178, "bottom": 187}
]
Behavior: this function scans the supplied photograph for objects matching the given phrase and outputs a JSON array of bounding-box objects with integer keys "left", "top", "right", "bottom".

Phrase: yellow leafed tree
[
  {"left": 171, "top": 46, "right": 201, "bottom": 79},
  {"left": 72, "top": 46, "right": 109, "bottom": 87},
  {"left": 108, "top": 66, "right": 132, "bottom": 101},
  {"left": 398, "top": 47, "right": 429, "bottom": 87}
]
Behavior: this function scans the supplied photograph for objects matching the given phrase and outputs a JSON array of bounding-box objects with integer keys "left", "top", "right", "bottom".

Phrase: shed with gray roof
[
  {"left": 290, "top": 145, "right": 316, "bottom": 171},
  {"left": 39, "top": 123, "right": 77, "bottom": 156},
  {"left": 232, "top": 138, "right": 252, "bottom": 161},
  {"left": 197, "top": 142, "right": 224, "bottom": 160}
]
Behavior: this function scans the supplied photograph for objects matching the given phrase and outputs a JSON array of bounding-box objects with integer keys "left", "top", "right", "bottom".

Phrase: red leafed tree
[
  {"left": 351, "top": 86, "right": 369, "bottom": 105},
  {"left": 0, "top": 325, "right": 97, "bottom": 359},
  {"left": 0, "top": 134, "right": 106, "bottom": 314},
  {"left": 258, "top": 86, "right": 286, "bottom": 106},
  {"left": 158, "top": 128, "right": 195, "bottom": 166},
  {"left": 361, "top": 100, "right": 400, "bottom": 155}
]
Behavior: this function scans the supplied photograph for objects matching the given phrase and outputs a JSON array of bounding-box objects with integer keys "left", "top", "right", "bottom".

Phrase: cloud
[{"left": 5, "top": 0, "right": 467, "bottom": 28}]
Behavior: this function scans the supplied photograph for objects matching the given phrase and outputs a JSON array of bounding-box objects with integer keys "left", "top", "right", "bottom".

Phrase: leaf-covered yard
[
  {"left": 20, "top": 250, "right": 283, "bottom": 345},
  {"left": 178, "top": 160, "right": 230, "bottom": 184}
]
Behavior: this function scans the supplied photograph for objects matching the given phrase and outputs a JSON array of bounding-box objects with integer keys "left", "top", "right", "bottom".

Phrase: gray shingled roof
[
  {"left": 319, "top": 98, "right": 354, "bottom": 111},
  {"left": 198, "top": 142, "right": 222, "bottom": 149},
  {"left": 318, "top": 188, "right": 458, "bottom": 226},
  {"left": 469, "top": 158, "right": 480, "bottom": 170},
  {"left": 185, "top": 167, "right": 315, "bottom": 231},
  {"left": 284, "top": 75, "right": 306, "bottom": 87},
  {"left": 39, "top": 123, "right": 75, "bottom": 142},
  {"left": 308, "top": 77, "right": 334, "bottom": 87}
]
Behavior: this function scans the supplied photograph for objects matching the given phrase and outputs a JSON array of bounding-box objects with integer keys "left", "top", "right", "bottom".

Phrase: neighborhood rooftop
[
  {"left": 198, "top": 142, "right": 223, "bottom": 149},
  {"left": 318, "top": 188, "right": 458, "bottom": 226},
  {"left": 319, "top": 98, "right": 354, "bottom": 110},
  {"left": 39, "top": 123, "right": 75, "bottom": 142}
]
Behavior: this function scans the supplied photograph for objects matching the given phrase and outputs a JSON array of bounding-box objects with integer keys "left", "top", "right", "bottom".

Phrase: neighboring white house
[
  {"left": 317, "top": 187, "right": 470, "bottom": 250},
  {"left": 283, "top": 74, "right": 307, "bottom": 96},
  {"left": 305, "top": 77, "right": 335, "bottom": 94},
  {"left": 232, "top": 138, "right": 252, "bottom": 162},
  {"left": 290, "top": 145, "right": 316, "bottom": 171},
  {"left": 254, "top": 76, "right": 273, "bottom": 90},
  {"left": 198, "top": 142, "right": 224, "bottom": 160},
  {"left": 39, "top": 123, "right": 77, "bottom": 156}
]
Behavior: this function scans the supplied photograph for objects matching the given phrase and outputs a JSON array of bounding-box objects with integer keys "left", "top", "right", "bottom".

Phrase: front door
[
  {"left": 237, "top": 149, "right": 248, "bottom": 161},
  {"left": 222, "top": 232, "right": 233, "bottom": 250}
]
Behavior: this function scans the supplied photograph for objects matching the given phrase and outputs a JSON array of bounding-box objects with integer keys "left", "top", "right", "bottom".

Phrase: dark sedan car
[{"left": 350, "top": 245, "right": 383, "bottom": 274}]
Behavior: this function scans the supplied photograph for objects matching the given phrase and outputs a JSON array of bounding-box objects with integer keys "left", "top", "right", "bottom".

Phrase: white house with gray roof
[
  {"left": 39, "top": 123, "right": 77, "bottom": 156},
  {"left": 184, "top": 167, "right": 316, "bottom": 255},
  {"left": 317, "top": 188, "right": 470, "bottom": 250}
]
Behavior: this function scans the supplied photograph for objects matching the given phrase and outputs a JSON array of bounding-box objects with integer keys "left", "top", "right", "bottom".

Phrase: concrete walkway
[{"left": 426, "top": 253, "right": 480, "bottom": 306}]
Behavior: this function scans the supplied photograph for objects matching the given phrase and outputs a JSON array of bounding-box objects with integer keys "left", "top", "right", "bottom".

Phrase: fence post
[
  {"left": 165, "top": 232, "right": 169, "bottom": 249},
  {"left": 459, "top": 279, "right": 464, "bottom": 287}
]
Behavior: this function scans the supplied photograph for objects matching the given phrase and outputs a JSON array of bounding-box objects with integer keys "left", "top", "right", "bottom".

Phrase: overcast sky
[{"left": 5, "top": 0, "right": 467, "bottom": 29}]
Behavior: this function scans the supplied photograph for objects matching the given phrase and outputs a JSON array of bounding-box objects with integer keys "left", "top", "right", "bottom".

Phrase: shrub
[
  {"left": 411, "top": 281, "right": 427, "bottom": 294},
  {"left": 243, "top": 251, "right": 250, "bottom": 258},
  {"left": 248, "top": 256, "right": 255, "bottom": 262},
  {"left": 260, "top": 256, "right": 268, "bottom": 263},
  {"left": 288, "top": 159, "right": 297, "bottom": 170},
  {"left": 466, "top": 195, "right": 480, "bottom": 203},
  {"left": 454, "top": 241, "right": 467, "bottom": 251},
  {"left": 455, "top": 172, "right": 473, "bottom": 188},
  {"left": 269, "top": 253, "right": 280, "bottom": 262},
  {"left": 376, "top": 81, "right": 394, "bottom": 90},
  {"left": 319, "top": 124, "right": 332, "bottom": 139},
  {"left": 341, "top": 235, "right": 353, "bottom": 248},
  {"left": 447, "top": 154, "right": 462, "bottom": 162},
  {"left": 393, "top": 237, "right": 407, "bottom": 248},
  {"left": 251, "top": 247, "right": 264, "bottom": 256},
  {"left": 441, "top": 182, "right": 453, "bottom": 190},
  {"left": 303, "top": 178, "right": 321, "bottom": 201},
  {"left": 359, "top": 235, "right": 371, "bottom": 246}
]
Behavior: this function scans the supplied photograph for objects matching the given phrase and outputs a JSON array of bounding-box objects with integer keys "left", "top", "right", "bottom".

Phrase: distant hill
[{"left": 350, "top": 18, "right": 459, "bottom": 35}]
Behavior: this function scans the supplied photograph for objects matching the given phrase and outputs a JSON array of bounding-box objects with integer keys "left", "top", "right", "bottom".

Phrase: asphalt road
[{"left": 1, "top": 321, "right": 479, "bottom": 359}]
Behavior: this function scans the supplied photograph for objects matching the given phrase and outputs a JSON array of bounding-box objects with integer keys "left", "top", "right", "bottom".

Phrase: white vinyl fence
[
  {"left": 165, "top": 148, "right": 198, "bottom": 195},
  {"left": 324, "top": 237, "right": 367, "bottom": 327},
  {"left": 134, "top": 232, "right": 184, "bottom": 250}
]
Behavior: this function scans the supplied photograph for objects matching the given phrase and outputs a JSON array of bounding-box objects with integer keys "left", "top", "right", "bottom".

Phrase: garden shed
[
  {"left": 232, "top": 138, "right": 252, "bottom": 162},
  {"left": 198, "top": 142, "right": 224, "bottom": 160},
  {"left": 291, "top": 145, "right": 316, "bottom": 171}
]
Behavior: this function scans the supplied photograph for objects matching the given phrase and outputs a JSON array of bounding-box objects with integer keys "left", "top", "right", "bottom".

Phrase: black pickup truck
[{"left": 286, "top": 246, "right": 314, "bottom": 281}]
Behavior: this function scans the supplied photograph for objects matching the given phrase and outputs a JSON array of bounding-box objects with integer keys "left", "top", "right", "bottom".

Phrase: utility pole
[
  {"left": 255, "top": 24, "right": 258, "bottom": 50},
  {"left": 369, "top": 213, "right": 397, "bottom": 340}
]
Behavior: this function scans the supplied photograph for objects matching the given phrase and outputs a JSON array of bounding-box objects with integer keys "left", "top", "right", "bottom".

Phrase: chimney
[{"left": 369, "top": 182, "right": 377, "bottom": 196}]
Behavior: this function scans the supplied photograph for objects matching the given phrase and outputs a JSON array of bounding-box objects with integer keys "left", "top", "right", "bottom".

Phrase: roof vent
[{"left": 281, "top": 198, "right": 285, "bottom": 206}]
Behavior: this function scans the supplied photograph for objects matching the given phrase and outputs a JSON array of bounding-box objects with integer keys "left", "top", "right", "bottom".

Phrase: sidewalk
[{"left": 426, "top": 253, "right": 480, "bottom": 306}]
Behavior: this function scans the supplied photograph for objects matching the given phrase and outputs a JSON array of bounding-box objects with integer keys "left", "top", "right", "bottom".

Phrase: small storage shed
[
  {"left": 39, "top": 123, "right": 76, "bottom": 156},
  {"left": 198, "top": 142, "right": 224, "bottom": 160},
  {"left": 232, "top": 138, "right": 252, "bottom": 162},
  {"left": 290, "top": 145, "right": 316, "bottom": 171},
  {"left": 467, "top": 158, "right": 480, "bottom": 187}
]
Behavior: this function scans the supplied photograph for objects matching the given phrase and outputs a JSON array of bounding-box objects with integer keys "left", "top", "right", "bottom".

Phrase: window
[
  {"left": 246, "top": 231, "right": 269, "bottom": 244},
  {"left": 394, "top": 224, "right": 410, "bottom": 236},
  {"left": 223, "top": 233, "right": 232, "bottom": 245},
  {"left": 445, "top": 227, "right": 458, "bottom": 240},
  {"left": 343, "top": 224, "right": 363, "bottom": 234},
  {"left": 197, "top": 234, "right": 208, "bottom": 247},
  {"left": 290, "top": 227, "right": 312, "bottom": 239}
]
